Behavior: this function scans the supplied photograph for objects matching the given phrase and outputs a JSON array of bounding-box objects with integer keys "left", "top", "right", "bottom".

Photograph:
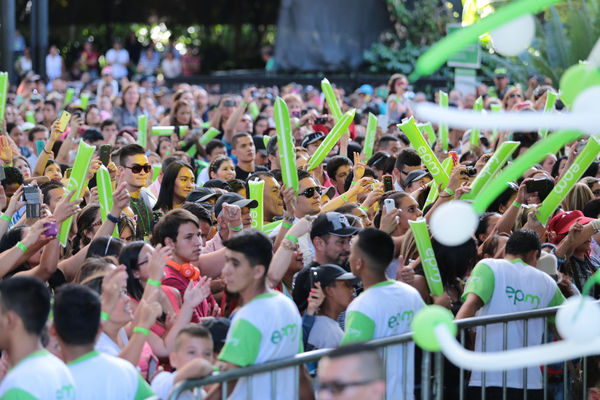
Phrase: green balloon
[
  {"left": 559, "top": 63, "right": 600, "bottom": 107},
  {"left": 411, "top": 305, "right": 457, "bottom": 352}
]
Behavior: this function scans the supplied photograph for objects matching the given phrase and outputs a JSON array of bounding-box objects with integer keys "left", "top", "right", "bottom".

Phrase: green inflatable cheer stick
[
  {"left": 0, "top": 72, "right": 8, "bottom": 123},
  {"left": 262, "top": 136, "right": 270, "bottom": 149},
  {"left": 461, "top": 141, "right": 519, "bottom": 201},
  {"left": 409, "top": 218, "right": 444, "bottom": 296},
  {"left": 26, "top": 111, "right": 36, "bottom": 124},
  {"left": 263, "top": 220, "right": 283, "bottom": 235},
  {"left": 472, "top": 131, "right": 581, "bottom": 214},
  {"left": 63, "top": 88, "right": 75, "bottom": 110},
  {"left": 539, "top": 91, "right": 558, "bottom": 139},
  {"left": 59, "top": 141, "right": 96, "bottom": 246},
  {"left": 152, "top": 165, "right": 161, "bottom": 182},
  {"left": 199, "top": 127, "right": 220, "bottom": 146},
  {"left": 137, "top": 115, "right": 148, "bottom": 149},
  {"left": 537, "top": 137, "right": 600, "bottom": 225},
  {"left": 438, "top": 91, "right": 449, "bottom": 151},
  {"left": 274, "top": 97, "right": 299, "bottom": 192},
  {"left": 411, "top": 0, "right": 562, "bottom": 80},
  {"left": 424, "top": 156, "right": 453, "bottom": 209},
  {"left": 80, "top": 93, "right": 90, "bottom": 111},
  {"left": 362, "top": 113, "right": 378, "bottom": 160},
  {"left": 321, "top": 78, "right": 342, "bottom": 121},
  {"left": 399, "top": 117, "right": 449, "bottom": 187},
  {"left": 418, "top": 122, "right": 436, "bottom": 147},
  {"left": 470, "top": 96, "right": 483, "bottom": 148},
  {"left": 250, "top": 102, "right": 260, "bottom": 120},
  {"left": 248, "top": 179, "right": 265, "bottom": 231},
  {"left": 490, "top": 103, "right": 502, "bottom": 142},
  {"left": 152, "top": 126, "right": 189, "bottom": 136},
  {"left": 96, "top": 165, "right": 118, "bottom": 238},
  {"left": 307, "top": 109, "right": 356, "bottom": 171}
]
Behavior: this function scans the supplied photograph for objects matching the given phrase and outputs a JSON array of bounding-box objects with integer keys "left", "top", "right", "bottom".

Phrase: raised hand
[
  {"left": 110, "top": 182, "right": 130, "bottom": 216},
  {"left": 280, "top": 185, "right": 297, "bottom": 219},
  {"left": 0, "top": 136, "right": 13, "bottom": 165},
  {"left": 147, "top": 244, "right": 172, "bottom": 282},
  {"left": 306, "top": 282, "right": 325, "bottom": 316},
  {"left": 352, "top": 152, "right": 366, "bottom": 181},
  {"left": 183, "top": 277, "right": 212, "bottom": 309},
  {"left": 53, "top": 188, "right": 82, "bottom": 224}
]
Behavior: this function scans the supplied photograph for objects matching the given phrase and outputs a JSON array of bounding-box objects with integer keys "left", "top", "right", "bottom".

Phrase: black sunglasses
[
  {"left": 299, "top": 186, "right": 322, "bottom": 198},
  {"left": 125, "top": 164, "right": 151, "bottom": 174},
  {"left": 508, "top": 92, "right": 522, "bottom": 99}
]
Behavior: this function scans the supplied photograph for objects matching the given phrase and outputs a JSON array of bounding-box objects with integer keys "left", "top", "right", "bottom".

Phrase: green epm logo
[
  {"left": 271, "top": 323, "right": 298, "bottom": 344},
  {"left": 505, "top": 286, "right": 540, "bottom": 309},
  {"left": 387, "top": 310, "right": 415, "bottom": 329}
]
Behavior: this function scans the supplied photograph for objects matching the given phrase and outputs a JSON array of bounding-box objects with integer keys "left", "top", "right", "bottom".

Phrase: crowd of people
[{"left": 0, "top": 49, "right": 599, "bottom": 400}]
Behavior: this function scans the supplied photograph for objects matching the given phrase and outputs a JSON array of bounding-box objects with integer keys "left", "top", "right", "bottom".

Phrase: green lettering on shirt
[
  {"left": 341, "top": 311, "right": 375, "bottom": 345},
  {"left": 505, "top": 285, "right": 541, "bottom": 309},
  {"left": 271, "top": 323, "right": 299, "bottom": 344},
  {"left": 219, "top": 318, "right": 262, "bottom": 367}
]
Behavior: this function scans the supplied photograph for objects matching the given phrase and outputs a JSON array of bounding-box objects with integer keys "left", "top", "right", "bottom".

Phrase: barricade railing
[{"left": 168, "top": 304, "right": 595, "bottom": 400}]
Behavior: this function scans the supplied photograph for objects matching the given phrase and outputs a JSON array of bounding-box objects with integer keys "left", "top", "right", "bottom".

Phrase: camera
[
  {"left": 464, "top": 167, "right": 477, "bottom": 177},
  {"left": 315, "top": 117, "right": 327, "bottom": 125}
]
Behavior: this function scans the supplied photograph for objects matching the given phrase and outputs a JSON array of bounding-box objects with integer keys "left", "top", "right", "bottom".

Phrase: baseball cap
[
  {"left": 301, "top": 131, "right": 325, "bottom": 148},
  {"left": 547, "top": 210, "right": 595, "bottom": 237},
  {"left": 313, "top": 264, "right": 357, "bottom": 287},
  {"left": 403, "top": 170, "right": 431, "bottom": 188},
  {"left": 253, "top": 135, "right": 268, "bottom": 156},
  {"left": 201, "top": 317, "right": 231, "bottom": 353},
  {"left": 494, "top": 67, "right": 508, "bottom": 78},
  {"left": 310, "top": 212, "right": 359, "bottom": 239},
  {"left": 214, "top": 192, "right": 258, "bottom": 218},
  {"left": 292, "top": 264, "right": 359, "bottom": 312},
  {"left": 186, "top": 187, "right": 219, "bottom": 203},
  {"left": 358, "top": 84, "right": 373, "bottom": 96}
]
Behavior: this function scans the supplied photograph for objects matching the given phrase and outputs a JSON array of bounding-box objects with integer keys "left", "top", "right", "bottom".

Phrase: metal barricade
[{"left": 168, "top": 305, "right": 595, "bottom": 400}]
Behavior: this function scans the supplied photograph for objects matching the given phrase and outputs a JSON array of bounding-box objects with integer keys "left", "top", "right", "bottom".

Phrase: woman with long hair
[{"left": 153, "top": 161, "right": 195, "bottom": 214}]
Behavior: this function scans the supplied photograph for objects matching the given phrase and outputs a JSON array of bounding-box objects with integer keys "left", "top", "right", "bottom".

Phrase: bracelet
[
  {"left": 42, "top": 148, "right": 52, "bottom": 155},
  {"left": 359, "top": 205, "right": 368, "bottom": 213},
  {"left": 444, "top": 188, "right": 455, "bottom": 196},
  {"left": 147, "top": 278, "right": 161, "bottom": 287},
  {"left": 241, "top": 101, "right": 247, "bottom": 108},
  {"left": 16, "top": 241, "right": 27, "bottom": 253},
  {"left": 351, "top": 181, "right": 356, "bottom": 186},
  {"left": 229, "top": 224, "right": 243, "bottom": 232},
  {"left": 285, "top": 233, "right": 298, "bottom": 244},
  {"left": 512, "top": 200, "right": 522, "bottom": 208},
  {"left": 133, "top": 326, "right": 149, "bottom": 337},
  {"left": 100, "top": 311, "right": 110, "bottom": 322},
  {"left": 282, "top": 221, "right": 292, "bottom": 229},
  {"left": 107, "top": 213, "right": 121, "bottom": 223},
  {"left": 340, "top": 194, "right": 348, "bottom": 203},
  {"left": 0, "top": 214, "right": 10, "bottom": 222}
]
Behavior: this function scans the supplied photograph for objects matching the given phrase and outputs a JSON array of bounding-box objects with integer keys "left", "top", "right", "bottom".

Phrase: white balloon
[
  {"left": 429, "top": 201, "right": 478, "bottom": 246},
  {"left": 490, "top": 14, "right": 536, "bottom": 57},
  {"left": 572, "top": 86, "right": 600, "bottom": 113},
  {"left": 556, "top": 296, "right": 600, "bottom": 342}
]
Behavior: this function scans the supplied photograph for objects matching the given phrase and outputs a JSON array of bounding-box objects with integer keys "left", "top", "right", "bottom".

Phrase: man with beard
[{"left": 309, "top": 212, "right": 359, "bottom": 270}]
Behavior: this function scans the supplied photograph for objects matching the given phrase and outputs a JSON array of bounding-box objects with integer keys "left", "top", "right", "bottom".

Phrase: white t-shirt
[
  {"left": 45, "top": 54, "right": 62, "bottom": 80},
  {"left": 219, "top": 291, "right": 303, "bottom": 400},
  {"left": 342, "top": 280, "right": 424, "bottom": 400},
  {"left": 68, "top": 350, "right": 154, "bottom": 400},
  {"left": 151, "top": 371, "right": 203, "bottom": 400},
  {"left": 105, "top": 48, "right": 130, "bottom": 79},
  {"left": 0, "top": 349, "right": 76, "bottom": 399},
  {"left": 463, "top": 258, "right": 565, "bottom": 389},
  {"left": 308, "top": 315, "right": 343, "bottom": 349},
  {"left": 95, "top": 328, "right": 128, "bottom": 356}
]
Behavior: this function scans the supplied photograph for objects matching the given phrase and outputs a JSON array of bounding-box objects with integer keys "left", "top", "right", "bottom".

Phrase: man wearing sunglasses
[{"left": 118, "top": 144, "right": 153, "bottom": 241}]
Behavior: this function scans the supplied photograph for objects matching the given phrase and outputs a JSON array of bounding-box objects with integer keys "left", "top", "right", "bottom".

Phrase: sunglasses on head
[
  {"left": 125, "top": 164, "right": 151, "bottom": 174},
  {"left": 299, "top": 186, "right": 322, "bottom": 198}
]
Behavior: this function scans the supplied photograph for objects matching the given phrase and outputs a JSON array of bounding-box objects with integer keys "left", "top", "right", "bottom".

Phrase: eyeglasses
[
  {"left": 593, "top": 190, "right": 600, "bottom": 197},
  {"left": 508, "top": 93, "right": 523, "bottom": 99},
  {"left": 125, "top": 164, "right": 151, "bottom": 174},
  {"left": 314, "top": 378, "right": 376, "bottom": 395},
  {"left": 299, "top": 186, "right": 322, "bottom": 198}
]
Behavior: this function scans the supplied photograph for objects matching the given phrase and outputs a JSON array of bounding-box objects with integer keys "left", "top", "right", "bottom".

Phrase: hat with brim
[
  {"left": 187, "top": 187, "right": 219, "bottom": 203},
  {"left": 403, "top": 169, "right": 430, "bottom": 188},
  {"left": 214, "top": 192, "right": 258, "bottom": 217}
]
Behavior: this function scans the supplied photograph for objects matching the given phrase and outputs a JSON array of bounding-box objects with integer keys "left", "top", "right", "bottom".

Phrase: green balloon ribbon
[
  {"left": 321, "top": 78, "right": 342, "bottom": 121},
  {"left": 362, "top": 113, "right": 378, "bottom": 160},
  {"left": 80, "top": 93, "right": 90, "bottom": 111},
  {"left": 461, "top": 141, "right": 520, "bottom": 201},
  {"left": 411, "top": 0, "right": 562, "bottom": 80},
  {"left": 151, "top": 126, "right": 189, "bottom": 136},
  {"left": 0, "top": 72, "right": 8, "bottom": 123},
  {"left": 96, "top": 166, "right": 118, "bottom": 238},
  {"left": 274, "top": 97, "right": 299, "bottom": 192},
  {"left": 248, "top": 179, "right": 265, "bottom": 232},
  {"left": 537, "top": 137, "right": 600, "bottom": 225},
  {"left": 26, "top": 111, "right": 35, "bottom": 124},
  {"left": 59, "top": 141, "right": 96, "bottom": 246},
  {"left": 199, "top": 127, "right": 220, "bottom": 146},
  {"left": 418, "top": 122, "right": 436, "bottom": 147},
  {"left": 472, "top": 131, "right": 581, "bottom": 214},
  {"left": 137, "top": 115, "right": 148, "bottom": 149},
  {"left": 438, "top": 91, "right": 449, "bottom": 151},
  {"left": 470, "top": 96, "right": 483, "bottom": 148},
  {"left": 399, "top": 117, "right": 449, "bottom": 187},
  {"left": 490, "top": 103, "right": 502, "bottom": 142},
  {"left": 539, "top": 91, "right": 558, "bottom": 139},
  {"left": 63, "top": 88, "right": 75, "bottom": 110},
  {"left": 408, "top": 218, "right": 444, "bottom": 297},
  {"left": 424, "top": 156, "right": 453, "bottom": 209},
  {"left": 307, "top": 109, "right": 356, "bottom": 171}
]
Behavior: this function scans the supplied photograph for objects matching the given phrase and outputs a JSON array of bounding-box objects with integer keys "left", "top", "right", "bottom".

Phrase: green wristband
[
  {"left": 16, "top": 241, "right": 27, "bottom": 253},
  {"left": 513, "top": 200, "right": 522, "bottom": 208},
  {"left": 282, "top": 221, "right": 292, "bottom": 229},
  {"left": 285, "top": 234, "right": 298, "bottom": 244},
  {"left": 100, "top": 311, "right": 110, "bottom": 322},
  {"left": 351, "top": 181, "right": 357, "bottom": 186},
  {"left": 359, "top": 205, "right": 368, "bottom": 213},
  {"left": 444, "top": 187, "right": 455, "bottom": 196},
  {"left": 147, "top": 278, "right": 161, "bottom": 287},
  {"left": 341, "top": 194, "right": 348, "bottom": 202},
  {"left": 0, "top": 214, "right": 10, "bottom": 222},
  {"left": 133, "top": 326, "right": 150, "bottom": 337},
  {"left": 229, "top": 224, "right": 243, "bottom": 232},
  {"left": 241, "top": 101, "right": 247, "bottom": 108}
]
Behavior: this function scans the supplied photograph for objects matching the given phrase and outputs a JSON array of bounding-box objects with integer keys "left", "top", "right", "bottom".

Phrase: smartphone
[
  {"left": 314, "top": 117, "right": 327, "bottom": 125},
  {"left": 384, "top": 198, "right": 395, "bottom": 214},
  {"left": 308, "top": 267, "right": 319, "bottom": 289},
  {"left": 383, "top": 175, "right": 393, "bottom": 192},
  {"left": 57, "top": 111, "right": 71, "bottom": 132},
  {"left": 99, "top": 145, "right": 111, "bottom": 167},
  {"left": 23, "top": 185, "right": 41, "bottom": 218},
  {"left": 35, "top": 140, "right": 45, "bottom": 157},
  {"left": 65, "top": 168, "right": 72, "bottom": 179},
  {"left": 526, "top": 178, "right": 553, "bottom": 194}
]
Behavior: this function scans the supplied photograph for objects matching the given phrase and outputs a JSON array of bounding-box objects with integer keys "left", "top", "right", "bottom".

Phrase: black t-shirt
[{"left": 235, "top": 164, "right": 268, "bottom": 181}]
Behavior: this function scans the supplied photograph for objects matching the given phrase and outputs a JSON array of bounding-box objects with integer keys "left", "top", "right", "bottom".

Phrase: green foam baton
[
  {"left": 438, "top": 91, "right": 449, "bottom": 151},
  {"left": 321, "top": 78, "right": 342, "bottom": 121},
  {"left": 470, "top": 96, "right": 483, "bottom": 148},
  {"left": 472, "top": 131, "right": 581, "bottom": 214},
  {"left": 26, "top": 111, "right": 35, "bottom": 124},
  {"left": 307, "top": 109, "right": 356, "bottom": 171},
  {"left": 63, "top": 88, "right": 75, "bottom": 110},
  {"left": 539, "top": 91, "right": 558, "bottom": 139},
  {"left": 409, "top": 218, "right": 444, "bottom": 297},
  {"left": 274, "top": 97, "right": 299, "bottom": 192},
  {"left": 199, "top": 127, "right": 220, "bottom": 146},
  {"left": 411, "top": 0, "right": 562, "bottom": 80},
  {"left": 263, "top": 220, "right": 283, "bottom": 235},
  {"left": 399, "top": 116, "right": 449, "bottom": 187},
  {"left": 80, "top": 93, "right": 90, "bottom": 111},
  {"left": 250, "top": 102, "right": 260, "bottom": 120},
  {"left": 418, "top": 122, "right": 436, "bottom": 147},
  {"left": 248, "top": 179, "right": 264, "bottom": 231},
  {"left": 96, "top": 165, "right": 118, "bottom": 237},
  {"left": 152, "top": 165, "right": 161, "bottom": 182},
  {"left": 137, "top": 115, "right": 148, "bottom": 149},
  {"left": 362, "top": 113, "right": 378, "bottom": 160},
  {"left": 0, "top": 72, "right": 8, "bottom": 123},
  {"left": 58, "top": 141, "right": 96, "bottom": 246},
  {"left": 424, "top": 157, "right": 453, "bottom": 209},
  {"left": 262, "top": 136, "right": 270, "bottom": 149},
  {"left": 151, "top": 126, "right": 189, "bottom": 136},
  {"left": 460, "top": 141, "right": 519, "bottom": 201},
  {"left": 537, "top": 137, "right": 600, "bottom": 225},
  {"left": 490, "top": 103, "right": 502, "bottom": 142}
]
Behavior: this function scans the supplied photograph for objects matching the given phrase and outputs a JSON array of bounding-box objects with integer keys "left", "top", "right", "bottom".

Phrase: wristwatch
[
  {"left": 284, "top": 215, "right": 295, "bottom": 224},
  {"left": 107, "top": 213, "right": 122, "bottom": 223}
]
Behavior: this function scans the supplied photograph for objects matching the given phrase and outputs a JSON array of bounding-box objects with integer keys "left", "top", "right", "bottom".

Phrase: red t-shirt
[{"left": 162, "top": 266, "right": 217, "bottom": 322}]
